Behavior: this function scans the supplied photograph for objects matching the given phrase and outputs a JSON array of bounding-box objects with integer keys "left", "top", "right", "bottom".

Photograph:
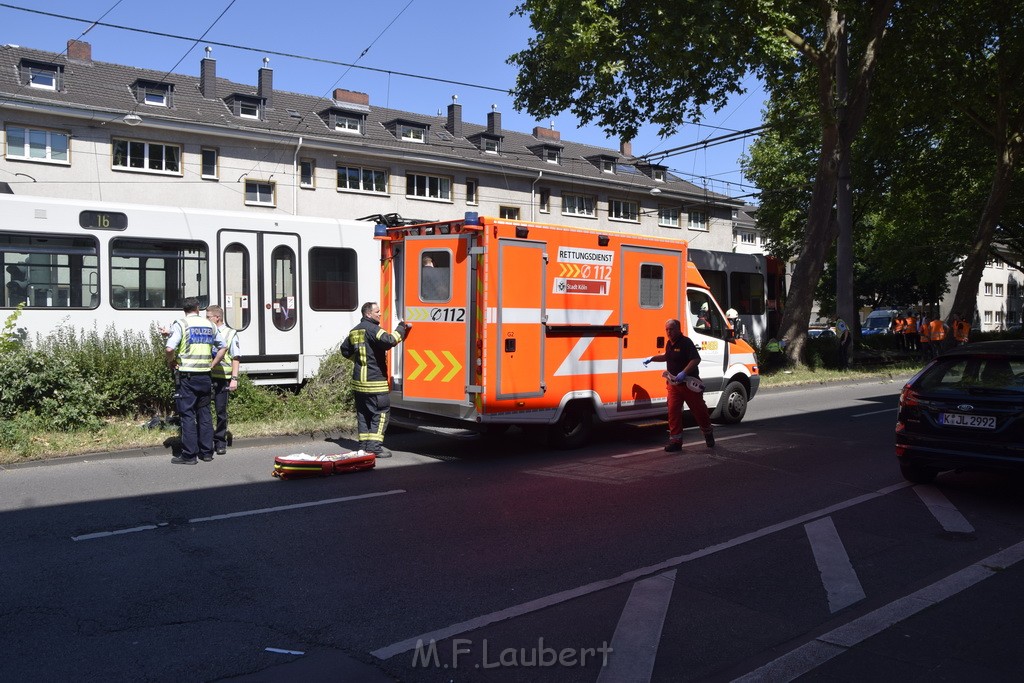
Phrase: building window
[
  {"left": 653, "top": 169, "right": 666, "bottom": 182},
  {"left": 545, "top": 147, "right": 560, "bottom": 164},
  {"left": 996, "top": 283, "right": 1004, "bottom": 296},
  {"left": 335, "top": 115, "right": 363, "bottom": 134},
  {"left": 112, "top": 139, "right": 181, "bottom": 174},
  {"left": 984, "top": 311, "right": 992, "bottom": 324},
  {"left": 300, "top": 158, "right": 315, "bottom": 189},
  {"left": 500, "top": 206, "right": 521, "bottom": 220},
  {"left": 136, "top": 81, "right": 172, "bottom": 107},
  {"left": 984, "top": 282, "right": 993, "bottom": 296},
  {"left": 337, "top": 165, "right": 387, "bottom": 194},
  {"left": 483, "top": 138, "right": 499, "bottom": 154},
  {"left": 399, "top": 125, "right": 426, "bottom": 143},
  {"left": 465, "top": 178, "right": 478, "bottom": 205},
  {"left": 309, "top": 247, "right": 358, "bottom": 311},
  {"left": 688, "top": 210, "right": 708, "bottom": 231},
  {"left": 609, "top": 198, "right": 638, "bottom": 222},
  {"left": 996, "top": 310, "right": 1004, "bottom": 326},
  {"left": 601, "top": 159, "right": 615, "bottom": 173},
  {"left": 740, "top": 232, "right": 756, "bottom": 244},
  {"left": 562, "top": 193, "right": 595, "bottom": 217},
  {"left": 245, "top": 180, "right": 276, "bottom": 207},
  {"left": 200, "top": 147, "right": 218, "bottom": 179},
  {"left": 25, "top": 64, "right": 60, "bottom": 90},
  {"left": 539, "top": 188, "right": 550, "bottom": 213},
  {"left": 5, "top": 125, "right": 70, "bottom": 164},
  {"left": 406, "top": 173, "right": 452, "bottom": 201},
  {"left": 658, "top": 206, "right": 680, "bottom": 228}
]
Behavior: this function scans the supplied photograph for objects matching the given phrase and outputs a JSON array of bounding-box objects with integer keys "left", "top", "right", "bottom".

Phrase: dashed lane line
[
  {"left": 733, "top": 538, "right": 1024, "bottom": 682},
  {"left": 597, "top": 570, "right": 677, "bottom": 683},
  {"left": 851, "top": 408, "right": 895, "bottom": 418},
  {"left": 370, "top": 482, "right": 911, "bottom": 661},
  {"left": 914, "top": 484, "right": 975, "bottom": 533},
  {"left": 805, "top": 517, "right": 866, "bottom": 613},
  {"left": 71, "top": 489, "right": 406, "bottom": 541}
]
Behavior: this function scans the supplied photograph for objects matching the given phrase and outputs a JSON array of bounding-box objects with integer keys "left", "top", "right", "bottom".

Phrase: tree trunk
[{"left": 836, "top": 15, "right": 856, "bottom": 340}]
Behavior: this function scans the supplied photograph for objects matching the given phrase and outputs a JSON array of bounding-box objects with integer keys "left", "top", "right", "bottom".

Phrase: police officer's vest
[
  {"left": 211, "top": 326, "right": 237, "bottom": 379},
  {"left": 175, "top": 314, "right": 215, "bottom": 373}
]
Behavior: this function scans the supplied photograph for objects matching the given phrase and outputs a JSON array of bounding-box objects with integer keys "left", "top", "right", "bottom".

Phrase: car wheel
[
  {"left": 548, "top": 402, "right": 593, "bottom": 449},
  {"left": 714, "top": 381, "right": 747, "bottom": 424},
  {"left": 899, "top": 461, "right": 938, "bottom": 484}
]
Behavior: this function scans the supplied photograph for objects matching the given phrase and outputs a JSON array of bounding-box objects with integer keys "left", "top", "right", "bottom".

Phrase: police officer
[
  {"left": 165, "top": 298, "right": 226, "bottom": 465},
  {"left": 205, "top": 304, "right": 241, "bottom": 455},
  {"left": 340, "top": 302, "right": 411, "bottom": 458}
]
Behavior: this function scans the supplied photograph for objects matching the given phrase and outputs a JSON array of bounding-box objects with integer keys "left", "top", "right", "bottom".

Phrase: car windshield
[
  {"left": 916, "top": 356, "right": 1024, "bottom": 393},
  {"left": 864, "top": 317, "right": 889, "bottom": 330}
]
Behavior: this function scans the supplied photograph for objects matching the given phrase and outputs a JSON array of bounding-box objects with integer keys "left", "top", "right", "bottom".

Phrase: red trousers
[{"left": 667, "top": 381, "right": 712, "bottom": 443}]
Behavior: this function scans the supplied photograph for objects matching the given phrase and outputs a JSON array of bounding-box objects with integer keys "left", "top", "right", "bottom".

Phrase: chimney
[
  {"left": 200, "top": 47, "right": 216, "bottom": 99},
  {"left": 334, "top": 89, "right": 370, "bottom": 106},
  {"left": 258, "top": 57, "right": 273, "bottom": 108},
  {"left": 533, "top": 125, "right": 560, "bottom": 142},
  {"left": 446, "top": 96, "right": 462, "bottom": 137},
  {"left": 620, "top": 139, "right": 633, "bottom": 158},
  {"left": 67, "top": 39, "right": 91, "bottom": 63},
  {"left": 487, "top": 106, "right": 501, "bottom": 135}
]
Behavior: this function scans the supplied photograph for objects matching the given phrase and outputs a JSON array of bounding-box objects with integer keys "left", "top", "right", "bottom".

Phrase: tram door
[{"left": 219, "top": 231, "right": 300, "bottom": 358}]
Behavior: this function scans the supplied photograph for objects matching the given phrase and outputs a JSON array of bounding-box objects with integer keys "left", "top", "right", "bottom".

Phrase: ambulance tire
[
  {"left": 713, "top": 380, "right": 747, "bottom": 424},
  {"left": 548, "top": 402, "right": 593, "bottom": 449}
]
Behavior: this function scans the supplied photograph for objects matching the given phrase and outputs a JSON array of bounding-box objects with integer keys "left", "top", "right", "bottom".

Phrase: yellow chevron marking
[
  {"left": 407, "top": 350, "right": 427, "bottom": 380},
  {"left": 441, "top": 351, "right": 462, "bottom": 382},
  {"left": 424, "top": 350, "right": 444, "bottom": 381}
]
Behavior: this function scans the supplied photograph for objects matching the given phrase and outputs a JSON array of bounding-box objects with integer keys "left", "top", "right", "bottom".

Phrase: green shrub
[
  {"left": 24, "top": 351, "right": 104, "bottom": 431},
  {"left": 293, "top": 349, "right": 354, "bottom": 420},
  {"left": 228, "top": 375, "right": 289, "bottom": 422}
]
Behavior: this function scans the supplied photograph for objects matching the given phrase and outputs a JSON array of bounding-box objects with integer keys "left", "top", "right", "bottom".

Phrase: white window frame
[
  {"left": 996, "top": 283, "right": 1004, "bottom": 297},
  {"left": 688, "top": 210, "right": 708, "bottom": 231},
  {"left": 238, "top": 98, "right": 261, "bottom": 120},
  {"left": 500, "top": 206, "right": 521, "bottom": 220},
  {"left": 4, "top": 125, "right": 70, "bottom": 164},
  {"left": 544, "top": 147, "right": 560, "bottom": 164},
  {"left": 406, "top": 172, "right": 452, "bottom": 201},
  {"left": 337, "top": 165, "right": 388, "bottom": 194},
  {"left": 483, "top": 138, "right": 499, "bottom": 154},
  {"left": 140, "top": 83, "right": 171, "bottom": 107},
  {"left": 335, "top": 115, "right": 363, "bottom": 134},
  {"left": 601, "top": 159, "right": 615, "bottom": 173},
  {"left": 465, "top": 178, "right": 478, "bottom": 205},
  {"left": 984, "top": 282, "right": 993, "bottom": 296},
  {"left": 539, "top": 188, "right": 550, "bottom": 214},
  {"left": 200, "top": 147, "right": 219, "bottom": 180},
  {"left": 399, "top": 125, "right": 426, "bottom": 143},
  {"left": 608, "top": 198, "right": 639, "bottom": 223},
  {"left": 300, "top": 158, "right": 316, "bottom": 189},
  {"left": 658, "top": 206, "right": 680, "bottom": 228},
  {"left": 28, "top": 65, "right": 58, "bottom": 90},
  {"left": 562, "top": 193, "right": 596, "bottom": 217},
  {"left": 984, "top": 311, "right": 993, "bottom": 324},
  {"left": 653, "top": 169, "right": 666, "bottom": 182},
  {"left": 111, "top": 138, "right": 182, "bottom": 175},
  {"left": 741, "top": 232, "right": 756, "bottom": 244},
  {"left": 244, "top": 179, "right": 276, "bottom": 207}
]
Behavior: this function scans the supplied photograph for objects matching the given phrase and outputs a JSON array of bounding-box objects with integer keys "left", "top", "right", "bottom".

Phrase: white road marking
[
  {"left": 914, "top": 485, "right": 975, "bottom": 533},
  {"left": 612, "top": 433, "right": 755, "bottom": 458},
  {"left": 852, "top": 408, "right": 895, "bottom": 417},
  {"left": 597, "top": 570, "right": 677, "bottom": 683},
  {"left": 370, "top": 482, "right": 911, "bottom": 660},
  {"left": 71, "top": 490, "right": 406, "bottom": 541},
  {"left": 265, "top": 647, "right": 304, "bottom": 655},
  {"left": 733, "top": 538, "right": 1024, "bottom": 682},
  {"left": 805, "top": 517, "right": 865, "bottom": 613}
]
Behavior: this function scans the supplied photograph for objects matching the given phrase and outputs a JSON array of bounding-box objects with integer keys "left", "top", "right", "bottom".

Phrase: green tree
[{"left": 510, "top": 0, "right": 897, "bottom": 363}]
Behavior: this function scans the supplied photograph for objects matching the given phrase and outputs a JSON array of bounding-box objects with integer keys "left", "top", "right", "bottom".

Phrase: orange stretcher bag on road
[{"left": 272, "top": 451, "right": 376, "bottom": 479}]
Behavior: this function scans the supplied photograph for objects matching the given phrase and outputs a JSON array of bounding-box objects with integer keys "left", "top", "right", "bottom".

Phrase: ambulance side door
[{"left": 685, "top": 287, "right": 728, "bottom": 393}]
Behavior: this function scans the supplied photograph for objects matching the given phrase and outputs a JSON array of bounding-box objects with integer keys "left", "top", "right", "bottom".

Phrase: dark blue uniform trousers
[{"left": 177, "top": 371, "right": 213, "bottom": 460}]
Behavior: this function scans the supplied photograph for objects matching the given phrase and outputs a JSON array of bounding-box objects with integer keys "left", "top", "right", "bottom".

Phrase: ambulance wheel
[
  {"left": 549, "top": 403, "right": 593, "bottom": 449},
  {"left": 482, "top": 424, "right": 511, "bottom": 440},
  {"left": 714, "top": 381, "right": 747, "bottom": 424}
]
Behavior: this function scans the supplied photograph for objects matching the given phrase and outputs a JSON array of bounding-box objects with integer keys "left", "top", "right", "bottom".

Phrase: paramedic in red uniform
[
  {"left": 645, "top": 318, "right": 715, "bottom": 451},
  {"left": 341, "top": 302, "right": 411, "bottom": 459}
]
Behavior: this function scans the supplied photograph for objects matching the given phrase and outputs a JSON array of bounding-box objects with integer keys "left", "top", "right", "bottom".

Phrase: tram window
[
  {"left": 110, "top": 238, "right": 208, "bottom": 309},
  {"left": 272, "top": 246, "right": 297, "bottom": 331},
  {"left": 309, "top": 247, "right": 357, "bottom": 311},
  {"left": 639, "top": 263, "right": 664, "bottom": 308},
  {"left": 1, "top": 232, "right": 98, "bottom": 309},
  {"left": 223, "top": 243, "right": 250, "bottom": 330},
  {"left": 419, "top": 250, "right": 450, "bottom": 302},
  {"left": 729, "top": 272, "right": 765, "bottom": 316}
]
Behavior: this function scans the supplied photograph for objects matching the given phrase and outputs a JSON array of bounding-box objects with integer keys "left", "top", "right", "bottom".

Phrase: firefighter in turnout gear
[{"left": 341, "top": 301, "right": 411, "bottom": 458}]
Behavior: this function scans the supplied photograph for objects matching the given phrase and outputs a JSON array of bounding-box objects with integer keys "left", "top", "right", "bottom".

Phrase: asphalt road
[{"left": 2, "top": 375, "right": 1024, "bottom": 682}]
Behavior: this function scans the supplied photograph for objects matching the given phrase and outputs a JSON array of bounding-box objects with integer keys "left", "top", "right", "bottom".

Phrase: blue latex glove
[
  {"left": 643, "top": 358, "right": 653, "bottom": 367},
  {"left": 674, "top": 371, "right": 687, "bottom": 383}
]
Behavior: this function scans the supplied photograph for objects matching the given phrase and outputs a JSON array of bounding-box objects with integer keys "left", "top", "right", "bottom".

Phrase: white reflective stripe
[{"left": 485, "top": 307, "right": 612, "bottom": 324}]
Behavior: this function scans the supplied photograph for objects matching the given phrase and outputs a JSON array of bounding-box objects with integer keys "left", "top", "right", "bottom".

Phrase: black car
[{"left": 895, "top": 340, "right": 1024, "bottom": 483}]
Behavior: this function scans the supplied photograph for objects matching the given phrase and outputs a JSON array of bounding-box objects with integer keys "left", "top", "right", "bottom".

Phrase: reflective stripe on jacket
[
  {"left": 176, "top": 315, "right": 215, "bottom": 373},
  {"left": 211, "top": 326, "right": 237, "bottom": 378}
]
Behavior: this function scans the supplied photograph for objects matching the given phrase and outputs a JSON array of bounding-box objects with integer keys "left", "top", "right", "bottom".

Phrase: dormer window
[
  {"left": 335, "top": 114, "right": 363, "bottom": 134},
  {"left": 653, "top": 169, "right": 666, "bottom": 182},
  {"left": 483, "top": 138, "right": 499, "bottom": 154},
  {"left": 588, "top": 154, "right": 618, "bottom": 174},
  {"left": 20, "top": 61, "right": 62, "bottom": 91},
  {"left": 135, "top": 81, "right": 173, "bottom": 108},
  {"left": 545, "top": 148, "right": 560, "bottom": 164},
  {"left": 399, "top": 124, "right": 426, "bottom": 143},
  {"left": 227, "top": 95, "right": 263, "bottom": 120}
]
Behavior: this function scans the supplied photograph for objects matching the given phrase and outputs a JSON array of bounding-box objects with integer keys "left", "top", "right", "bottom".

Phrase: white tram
[{"left": 0, "top": 194, "right": 381, "bottom": 384}]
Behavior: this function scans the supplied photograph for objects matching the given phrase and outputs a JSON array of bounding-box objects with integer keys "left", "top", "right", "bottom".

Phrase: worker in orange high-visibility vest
[
  {"left": 928, "top": 316, "right": 949, "bottom": 357},
  {"left": 893, "top": 315, "right": 906, "bottom": 350},
  {"left": 903, "top": 312, "right": 918, "bottom": 353},
  {"left": 918, "top": 315, "right": 932, "bottom": 360},
  {"left": 952, "top": 313, "right": 971, "bottom": 345}
]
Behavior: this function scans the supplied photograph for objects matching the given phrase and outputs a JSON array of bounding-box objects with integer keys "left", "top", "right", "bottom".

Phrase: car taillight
[{"left": 899, "top": 386, "right": 920, "bottom": 408}]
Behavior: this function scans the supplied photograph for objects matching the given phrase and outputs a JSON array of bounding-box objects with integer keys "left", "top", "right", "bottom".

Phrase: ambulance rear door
[{"left": 399, "top": 237, "right": 472, "bottom": 405}]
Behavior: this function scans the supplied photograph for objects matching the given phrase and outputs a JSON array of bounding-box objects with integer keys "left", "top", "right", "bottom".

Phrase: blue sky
[{"left": 1, "top": 0, "right": 764, "bottom": 201}]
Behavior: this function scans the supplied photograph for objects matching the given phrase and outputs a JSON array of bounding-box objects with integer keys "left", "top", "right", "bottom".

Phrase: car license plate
[{"left": 939, "top": 412, "right": 996, "bottom": 429}]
